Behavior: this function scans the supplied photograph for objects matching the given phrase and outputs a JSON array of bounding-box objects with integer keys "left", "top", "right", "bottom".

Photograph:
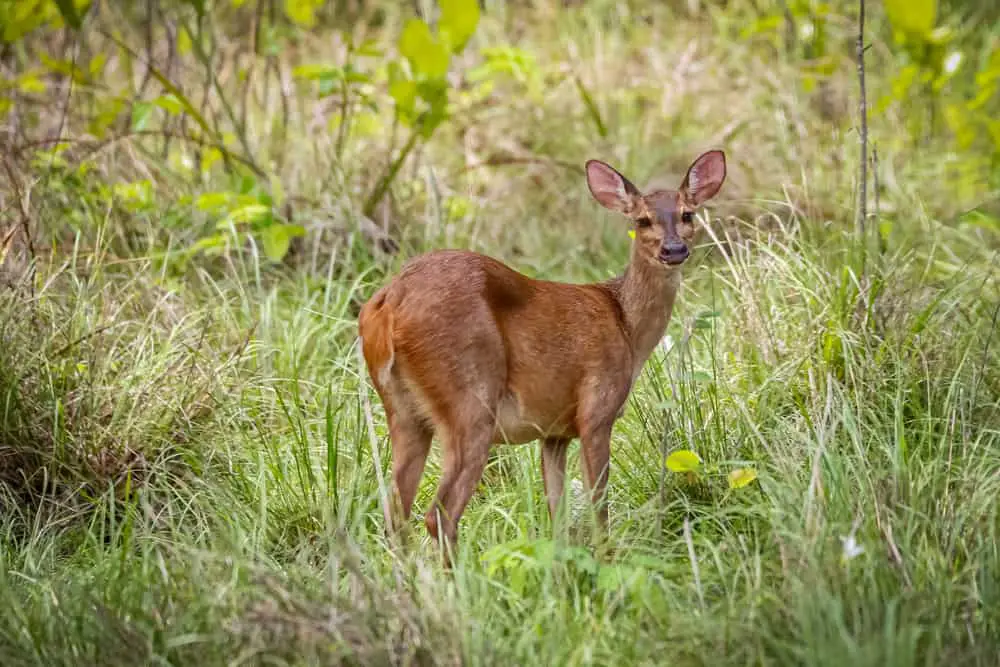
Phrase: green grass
[{"left": 2, "top": 1, "right": 1000, "bottom": 665}]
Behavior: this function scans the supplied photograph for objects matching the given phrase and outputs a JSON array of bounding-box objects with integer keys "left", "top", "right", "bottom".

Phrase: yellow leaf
[
  {"left": 177, "top": 28, "right": 192, "bottom": 55},
  {"left": 17, "top": 73, "right": 46, "bottom": 94},
  {"left": 439, "top": 0, "right": 480, "bottom": 54},
  {"left": 666, "top": 450, "right": 702, "bottom": 473},
  {"left": 728, "top": 468, "right": 758, "bottom": 489},
  {"left": 399, "top": 19, "right": 450, "bottom": 79},
  {"left": 884, "top": 0, "right": 937, "bottom": 39}
]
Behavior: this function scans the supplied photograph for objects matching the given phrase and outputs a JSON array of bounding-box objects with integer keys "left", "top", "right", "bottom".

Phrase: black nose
[{"left": 659, "top": 241, "right": 689, "bottom": 265}]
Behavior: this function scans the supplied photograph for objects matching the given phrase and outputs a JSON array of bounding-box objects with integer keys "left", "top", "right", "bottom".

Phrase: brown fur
[{"left": 357, "top": 151, "right": 727, "bottom": 563}]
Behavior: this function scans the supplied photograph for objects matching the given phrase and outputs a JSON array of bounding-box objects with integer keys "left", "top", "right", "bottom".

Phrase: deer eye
[
  {"left": 636, "top": 215, "right": 652, "bottom": 228},
  {"left": 681, "top": 211, "right": 694, "bottom": 224}
]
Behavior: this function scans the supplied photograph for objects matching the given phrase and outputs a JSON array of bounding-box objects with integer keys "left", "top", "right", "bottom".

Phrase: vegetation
[{"left": 1, "top": 0, "right": 999, "bottom": 664}]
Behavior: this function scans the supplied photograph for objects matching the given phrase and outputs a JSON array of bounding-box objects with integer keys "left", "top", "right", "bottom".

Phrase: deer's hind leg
[
  {"left": 386, "top": 403, "right": 433, "bottom": 534},
  {"left": 424, "top": 407, "right": 497, "bottom": 565}
]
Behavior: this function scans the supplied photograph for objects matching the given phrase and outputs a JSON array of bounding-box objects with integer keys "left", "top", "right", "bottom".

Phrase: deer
[{"left": 357, "top": 150, "right": 726, "bottom": 563}]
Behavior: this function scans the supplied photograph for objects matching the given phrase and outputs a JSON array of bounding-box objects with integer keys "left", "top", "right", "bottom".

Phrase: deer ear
[
  {"left": 681, "top": 150, "right": 726, "bottom": 206},
  {"left": 586, "top": 160, "right": 641, "bottom": 215}
]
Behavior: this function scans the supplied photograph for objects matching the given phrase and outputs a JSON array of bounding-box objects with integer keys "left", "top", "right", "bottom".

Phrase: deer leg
[
  {"left": 425, "top": 414, "right": 494, "bottom": 566},
  {"left": 387, "top": 408, "right": 433, "bottom": 535},
  {"left": 541, "top": 437, "right": 570, "bottom": 525},
  {"left": 580, "top": 423, "right": 612, "bottom": 534}
]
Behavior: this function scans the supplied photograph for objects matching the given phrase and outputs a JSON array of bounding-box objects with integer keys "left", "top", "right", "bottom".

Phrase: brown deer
[{"left": 358, "top": 150, "right": 726, "bottom": 562}]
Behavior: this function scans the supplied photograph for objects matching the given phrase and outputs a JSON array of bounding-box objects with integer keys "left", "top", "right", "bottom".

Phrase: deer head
[{"left": 585, "top": 150, "right": 727, "bottom": 266}]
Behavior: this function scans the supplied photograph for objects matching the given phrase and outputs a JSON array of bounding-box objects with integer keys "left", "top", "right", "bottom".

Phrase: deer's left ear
[{"left": 681, "top": 150, "right": 726, "bottom": 206}]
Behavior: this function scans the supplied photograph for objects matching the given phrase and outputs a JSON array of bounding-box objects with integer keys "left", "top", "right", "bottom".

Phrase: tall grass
[{"left": 1, "top": 1, "right": 999, "bottom": 665}]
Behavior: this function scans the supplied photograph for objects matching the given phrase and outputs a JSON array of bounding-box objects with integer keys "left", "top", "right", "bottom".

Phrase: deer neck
[{"left": 611, "top": 243, "right": 682, "bottom": 370}]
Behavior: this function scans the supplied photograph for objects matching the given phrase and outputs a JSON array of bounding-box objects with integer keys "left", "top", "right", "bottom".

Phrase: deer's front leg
[
  {"left": 576, "top": 381, "right": 628, "bottom": 535},
  {"left": 579, "top": 422, "right": 612, "bottom": 533}
]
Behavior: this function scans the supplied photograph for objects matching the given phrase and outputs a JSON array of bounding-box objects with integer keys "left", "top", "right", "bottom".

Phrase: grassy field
[{"left": 1, "top": 1, "right": 999, "bottom": 665}]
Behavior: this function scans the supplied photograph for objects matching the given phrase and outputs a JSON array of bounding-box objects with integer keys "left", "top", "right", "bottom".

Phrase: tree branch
[{"left": 856, "top": 0, "right": 868, "bottom": 248}]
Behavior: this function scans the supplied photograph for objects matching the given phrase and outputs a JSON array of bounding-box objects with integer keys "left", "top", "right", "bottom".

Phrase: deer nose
[{"left": 659, "top": 241, "right": 689, "bottom": 265}]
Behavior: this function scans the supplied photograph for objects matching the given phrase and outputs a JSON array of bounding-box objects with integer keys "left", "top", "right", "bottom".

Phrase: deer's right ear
[{"left": 586, "top": 160, "right": 641, "bottom": 215}]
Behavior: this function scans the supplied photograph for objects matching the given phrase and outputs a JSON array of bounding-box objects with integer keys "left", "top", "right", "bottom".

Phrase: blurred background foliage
[{"left": 0, "top": 0, "right": 997, "bottom": 272}]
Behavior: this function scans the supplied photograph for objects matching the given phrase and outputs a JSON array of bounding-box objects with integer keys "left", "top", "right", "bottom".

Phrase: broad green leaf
[
  {"left": 389, "top": 79, "right": 417, "bottom": 119},
  {"left": 739, "top": 15, "right": 783, "bottom": 41},
  {"left": 53, "top": 0, "right": 83, "bottom": 30},
  {"left": 439, "top": 0, "right": 480, "bottom": 54},
  {"left": 17, "top": 74, "right": 46, "bottom": 94},
  {"left": 201, "top": 148, "right": 222, "bottom": 172},
  {"left": 728, "top": 468, "right": 758, "bottom": 489},
  {"left": 344, "top": 66, "right": 371, "bottom": 84},
  {"left": 217, "top": 204, "right": 270, "bottom": 228},
  {"left": 195, "top": 192, "right": 231, "bottom": 212},
  {"left": 177, "top": 27, "right": 192, "bottom": 55},
  {"left": 417, "top": 78, "right": 448, "bottom": 108},
  {"left": 884, "top": 0, "right": 937, "bottom": 39},
  {"left": 666, "top": 450, "right": 702, "bottom": 473},
  {"left": 399, "top": 19, "right": 449, "bottom": 79},
  {"left": 292, "top": 64, "right": 343, "bottom": 81},
  {"left": 419, "top": 102, "right": 449, "bottom": 138},
  {"left": 388, "top": 61, "right": 417, "bottom": 118},
  {"left": 260, "top": 223, "right": 305, "bottom": 262},
  {"left": 2, "top": 0, "right": 59, "bottom": 40},
  {"left": 112, "top": 180, "right": 154, "bottom": 208},
  {"left": 88, "top": 52, "right": 107, "bottom": 77},
  {"left": 152, "top": 94, "right": 184, "bottom": 115},
  {"left": 191, "top": 233, "right": 228, "bottom": 257},
  {"left": 283, "top": 0, "right": 320, "bottom": 27},
  {"left": 131, "top": 102, "right": 153, "bottom": 131}
]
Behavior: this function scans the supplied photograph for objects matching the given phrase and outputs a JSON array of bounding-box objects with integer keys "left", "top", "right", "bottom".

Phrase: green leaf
[
  {"left": 194, "top": 192, "right": 232, "bottom": 212},
  {"left": 399, "top": 19, "right": 450, "bottom": 79},
  {"left": 666, "top": 450, "right": 702, "bottom": 473},
  {"left": 388, "top": 61, "right": 417, "bottom": 119},
  {"left": 191, "top": 233, "right": 228, "bottom": 257},
  {"left": 131, "top": 102, "right": 153, "bottom": 131},
  {"left": 151, "top": 94, "right": 184, "bottom": 115},
  {"left": 53, "top": 0, "right": 83, "bottom": 30},
  {"left": 728, "top": 468, "right": 758, "bottom": 489},
  {"left": 283, "top": 0, "right": 320, "bottom": 27},
  {"left": 16, "top": 73, "right": 46, "bottom": 94},
  {"left": 344, "top": 66, "right": 371, "bottom": 84},
  {"left": 884, "top": 0, "right": 937, "bottom": 39},
  {"left": 439, "top": 0, "right": 480, "bottom": 54},
  {"left": 217, "top": 204, "right": 270, "bottom": 228},
  {"left": 260, "top": 223, "right": 305, "bottom": 262},
  {"left": 292, "top": 64, "right": 343, "bottom": 81}
]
